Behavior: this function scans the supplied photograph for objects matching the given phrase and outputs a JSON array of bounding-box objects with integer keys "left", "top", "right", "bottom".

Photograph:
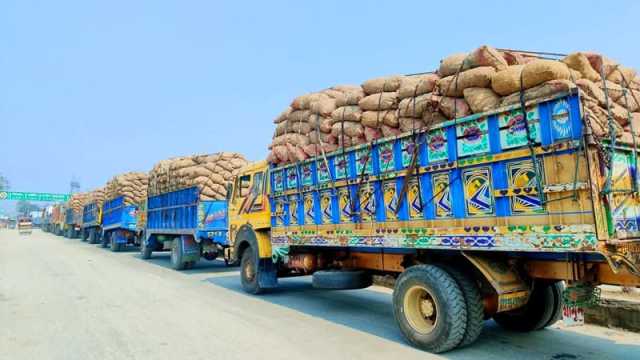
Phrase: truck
[
  {"left": 81, "top": 201, "right": 102, "bottom": 244},
  {"left": 41, "top": 206, "right": 53, "bottom": 233},
  {"left": 17, "top": 216, "right": 32, "bottom": 235},
  {"left": 100, "top": 195, "right": 144, "bottom": 251},
  {"left": 142, "top": 186, "right": 230, "bottom": 270},
  {"left": 51, "top": 203, "right": 66, "bottom": 236},
  {"left": 228, "top": 89, "right": 640, "bottom": 353},
  {"left": 63, "top": 207, "right": 82, "bottom": 238}
]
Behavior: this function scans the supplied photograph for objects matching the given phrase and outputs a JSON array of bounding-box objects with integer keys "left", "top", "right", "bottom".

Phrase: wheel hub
[
  {"left": 403, "top": 285, "right": 438, "bottom": 334},
  {"left": 420, "top": 298, "right": 435, "bottom": 317}
]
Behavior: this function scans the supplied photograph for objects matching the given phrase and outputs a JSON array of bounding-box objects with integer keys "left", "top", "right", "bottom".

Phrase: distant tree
[
  {"left": 0, "top": 173, "right": 8, "bottom": 191},
  {"left": 16, "top": 201, "right": 40, "bottom": 215}
]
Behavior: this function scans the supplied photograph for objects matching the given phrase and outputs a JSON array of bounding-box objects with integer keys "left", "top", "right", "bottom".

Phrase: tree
[{"left": 16, "top": 201, "right": 40, "bottom": 216}]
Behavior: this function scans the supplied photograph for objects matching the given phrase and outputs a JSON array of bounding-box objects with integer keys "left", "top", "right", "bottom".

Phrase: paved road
[{"left": 2, "top": 230, "right": 639, "bottom": 360}]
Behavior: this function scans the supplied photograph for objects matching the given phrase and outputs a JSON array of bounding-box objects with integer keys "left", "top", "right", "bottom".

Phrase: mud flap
[
  {"left": 258, "top": 258, "right": 278, "bottom": 288},
  {"left": 180, "top": 235, "right": 201, "bottom": 263}
]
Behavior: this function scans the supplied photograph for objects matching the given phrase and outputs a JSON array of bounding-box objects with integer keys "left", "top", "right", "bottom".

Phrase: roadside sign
[{"left": 0, "top": 191, "right": 71, "bottom": 202}]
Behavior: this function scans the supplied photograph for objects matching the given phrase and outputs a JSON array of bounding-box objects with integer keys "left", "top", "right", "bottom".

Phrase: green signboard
[{"left": 0, "top": 191, "right": 71, "bottom": 202}]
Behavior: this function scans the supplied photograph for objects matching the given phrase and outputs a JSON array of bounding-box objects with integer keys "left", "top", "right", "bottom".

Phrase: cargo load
[
  {"left": 104, "top": 172, "right": 148, "bottom": 205},
  {"left": 81, "top": 187, "right": 105, "bottom": 243},
  {"left": 63, "top": 192, "right": 87, "bottom": 238},
  {"left": 268, "top": 45, "right": 640, "bottom": 165},
  {"left": 148, "top": 152, "right": 248, "bottom": 200}
]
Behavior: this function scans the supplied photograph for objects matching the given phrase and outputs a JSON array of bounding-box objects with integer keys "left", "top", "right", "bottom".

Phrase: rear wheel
[
  {"left": 140, "top": 238, "right": 153, "bottom": 259},
  {"left": 440, "top": 266, "right": 484, "bottom": 348},
  {"left": 110, "top": 233, "right": 123, "bottom": 252},
  {"left": 493, "top": 281, "right": 557, "bottom": 332},
  {"left": 81, "top": 229, "right": 88, "bottom": 242},
  {"left": 101, "top": 232, "right": 109, "bottom": 248},
  {"left": 170, "top": 238, "right": 187, "bottom": 270},
  {"left": 240, "top": 246, "right": 263, "bottom": 294},
  {"left": 88, "top": 229, "right": 97, "bottom": 244},
  {"left": 393, "top": 265, "right": 468, "bottom": 353}
]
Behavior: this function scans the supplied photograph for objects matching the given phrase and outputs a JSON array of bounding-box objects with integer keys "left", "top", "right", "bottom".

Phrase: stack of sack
[
  {"left": 105, "top": 172, "right": 149, "bottom": 205},
  {"left": 83, "top": 187, "right": 105, "bottom": 208},
  {"left": 267, "top": 45, "right": 640, "bottom": 165},
  {"left": 148, "top": 152, "right": 248, "bottom": 201},
  {"left": 69, "top": 193, "right": 88, "bottom": 214}
]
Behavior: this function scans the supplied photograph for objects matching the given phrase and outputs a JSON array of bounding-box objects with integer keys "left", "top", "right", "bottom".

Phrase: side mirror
[{"left": 226, "top": 183, "right": 233, "bottom": 201}]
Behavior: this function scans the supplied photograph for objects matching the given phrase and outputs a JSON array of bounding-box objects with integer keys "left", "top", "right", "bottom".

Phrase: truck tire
[
  {"left": 440, "top": 265, "right": 484, "bottom": 348},
  {"left": 170, "top": 238, "right": 187, "bottom": 270},
  {"left": 110, "top": 233, "right": 123, "bottom": 252},
  {"left": 101, "top": 232, "right": 109, "bottom": 248},
  {"left": 65, "top": 228, "right": 71, "bottom": 238},
  {"left": 140, "top": 238, "right": 152, "bottom": 259},
  {"left": 312, "top": 270, "right": 372, "bottom": 290},
  {"left": 493, "top": 281, "right": 556, "bottom": 332},
  {"left": 81, "top": 229, "right": 88, "bottom": 242},
  {"left": 393, "top": 264, "right": 467, "bottom": 353},
  {"left": 240, "top": 246, "right": 263, "bottom": 294},
  {"left": 88, "top": 229, "right": 97, "bottom": 244},
  {"left": 543, "top": 281, "right": 565, "bottom": 328}
]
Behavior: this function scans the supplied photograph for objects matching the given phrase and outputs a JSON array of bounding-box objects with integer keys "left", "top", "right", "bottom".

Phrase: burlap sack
[
  {"left": 521, "top": 60, "right": 571, "bottom": 89},
  {"left": 302, "top": 143, "right": 338, "bottom": 157},
  {"left": 618, "top": 90, "right": 640, "bottom": 113},
  {"left": 431, "top": 96, "right": 471, "bottom": 119},
  {"left": 462, "top": 45, "right": 508, "bottom": 72},
  {"left": 308, "top": 130, "right": 337, "bottom": 145},
  {"left": 562, "top": 52, "right": 601, "bottom": 82},
  {"left": 364, "top": 126, "right": 382, "bottom": 142},
  {"left": 310, "top": 98, "right": 337, "bottom": 116},
  {"left": 332, "top": 87, "right": 365, "bottom": 106},
  {"left": 381, "top": 125, "right": 402, "bottom": 138},
  {"left": 286, "top": 143, "right": 308, "bottom": 162},
  {"left": 463, "top": 87, "right": 501, "bottom": 113},
  {"left": 274, "top": 107, "right": 291, "bottom": 124},
  {"left": 306, "top": 115, "right": 333, "bottom": 133},
  {"left": 491, "top": 65, "right": 524, "bottom": 96},
  {"left": 438, "top": 53, "right": 467, "bottom": 77},
  {"left": 362, "top": 75, "right": 403, "bottom": 94},
  {"left": 361, "top": 110, "right": 399, "bottom": 128},
  {"left": 359, "top": 92, "right": 398, "bottom": 111},
  {"left": 584, "top": 53, "right": 619, "bottom": 78},
  {"left": 599, "top": 80, "right": 625, "bottom": 102},
  {"left": 288, "top": 121, "right": 312, "bottom": 134},
  {"left": 500, "top": 80, "right": 576, "bottom": 107},
  {"left": 292, "top": 93, "right": 329, "bottom": 110},
  {"left": 398, "top": 93, "right": 432, "bottom": 117},
  {"left": 288, "top": 110, "right": 311, "bottom": 123},
  {"left": 399, "top": 117, "right": 426, "bottom": 132},
  {"left": 436, "top": 66, "right": 495, "bottom": 97},
  {"left": 398, "top": 74, "right": 439, "bottom": 99},
  {"left": 608, "top": 66, "right": 637, "bottom": 86},
  {"left": 271, "top": 133, "right": 309, "bottom": 147},
  {"left": 422, "top": 110, "right": 447, "bottom": 127},
  {"left": 331, "top": 121, "right": 365, "bottom": 138},
  {"left": 331, "top": 106, "right": 362, "bottom": 122},
  {"left": 576, "top": 79, "right": 606, "bottom": 106}
]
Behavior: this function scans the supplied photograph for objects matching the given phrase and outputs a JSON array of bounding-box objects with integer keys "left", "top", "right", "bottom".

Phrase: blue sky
[{"left": 1, "top": 0, "right": 639, "bottom": 212}]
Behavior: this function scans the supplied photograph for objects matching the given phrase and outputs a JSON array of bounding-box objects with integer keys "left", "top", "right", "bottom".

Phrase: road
[{"left": 1, "top": 230, "right": 639, "bottom": 360}]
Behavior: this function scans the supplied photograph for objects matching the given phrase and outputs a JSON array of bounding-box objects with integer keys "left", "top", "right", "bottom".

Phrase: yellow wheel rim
[{"left": 403, "top": 285, "right": 438, "bottom": 334}]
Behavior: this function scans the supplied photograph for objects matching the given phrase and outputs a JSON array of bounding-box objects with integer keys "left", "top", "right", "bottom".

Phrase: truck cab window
[{"left": 237, "top": 175, "right": 251, "bottom": 198}]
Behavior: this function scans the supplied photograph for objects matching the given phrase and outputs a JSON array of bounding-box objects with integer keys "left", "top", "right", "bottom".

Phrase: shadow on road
[
  {"left": 207, "top": 275, "right": 640, "bottom": 360},
  {"left": 137, "top": 253, "right": 238, "bottom": 274}
]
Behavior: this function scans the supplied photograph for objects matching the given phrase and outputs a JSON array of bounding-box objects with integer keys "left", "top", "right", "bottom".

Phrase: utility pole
[{"left": 70, "top": 176, "right": 80, "bottom": 194}]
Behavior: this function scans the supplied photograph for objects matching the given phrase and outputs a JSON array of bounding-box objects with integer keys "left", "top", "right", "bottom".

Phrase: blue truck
[
  {"left": 143, "top": 186, "right": 230, "bottom": 270},
  {"left": 63, "top": 207, "right": 82, "bottom": 238},
  {"left": 81, "top": 202, "right": 101, "bottom": 244},
  {"left": 101, "top": 196, "right": 144, "bottom": 251}
]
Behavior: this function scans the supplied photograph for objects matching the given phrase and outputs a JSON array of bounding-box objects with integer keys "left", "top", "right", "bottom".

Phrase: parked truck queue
[{"left": 43, "top": 45, "right": 640, "bottom": 354}]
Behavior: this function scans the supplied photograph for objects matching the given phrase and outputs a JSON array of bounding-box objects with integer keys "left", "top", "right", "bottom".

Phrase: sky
[{"left": 1, "top": 0, "right": 639, "bottom": 213}]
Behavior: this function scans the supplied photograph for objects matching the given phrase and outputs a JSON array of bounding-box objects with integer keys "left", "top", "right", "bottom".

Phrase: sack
[
  {"left": 436, "top": 66, "right": 495, "bottom": 97},
  {"left": 491, "top": 65, "right": 523, "bottom": 96},
  {"left": 381, "top": 125, "right": 402, "bottom": 138},
  {"left": 398, "top": 93, "right": 432, "bottom": 117},
  {"left": 274, "top": 107, "right": 291, "bottom": 124},
  {"left": 364, "top": 126, "right": 382, "bottom": 142},
  {"left": 463, "top": 87, "right": 501, "bottom": 113},
  {"left": 431, "top": 95, "right": 471, "bottom": 119},
  {"left": 361, "top": 110, "right": 399, "bottom": 128},
  {"left": 288, "top": 121, "right": 312, "bottom": 134},
  {"left": 462, "top": 45, "right": 508, "bottom": 72},
  {"left": 362, "top": 75, "right": 403, "bottom": 94},
  {"left": 331, "top": 106, "right": 362, "bottom": 122},
  {"left": 422, "top": 110, "right": 447, "bottom": 127},
  {"left": 438, "top": 53, "right": 467, "bottom": 77},
  {"left": 310, "top": 98, "right": 337, "bottom": 115},
  {"left": 584, "top": 53, "right": 618, "bottom": 78},
  {"left": 398, "top": 74, "right": 439, "bottom": 99},
  {"left": 332, "top": 88, "right": 365, "bottom": 106},
  {"left": 331, "top": 121, "right": 365, "bottom": 138},
  {"left": 288, "top": 110, "right": 311, "bottom": 123},
  {"left": 358, "top": 92, "right": 398, "bottom": 110},
  {"left": 576, "top": 79, "right": 606, "bottom": 106},
  {"left": 599, "top": 80, "right": 625, "bottom": 102},
  {"left": 399, "top": 117, "right": 426, "bottom": 132},
  {"left": 500, "top": 80, "right": 575, "bottom": 107},
  {"left": 607, "top": 66, "right": 637, "bottom": 86},
  {"left": 291, "top": 93, "right": 329, "bottom": 110},
  {"left": 562, "top": 52, "right": 601, "bottom": 82},
  {"left": 521, "top": 60, "right": 570, "bottom": 89}
]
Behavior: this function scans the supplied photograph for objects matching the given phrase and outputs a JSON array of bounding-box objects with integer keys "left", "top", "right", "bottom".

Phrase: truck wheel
[
  {"left": 312, "top": 270, "right": 372, "bottom": 290},
  {"left": 101, "top": 233, "right": 109, "bottom": 248},
  {"left": 170, "top": 238, "right": 187, "bottom": 270},
  {"left": 440, "top": 265, "right": 484, "bottom": 348},
  {"left": 393, "top": 264, "right": 467, "bottom": 353},
  {"left": 140, "top": 238, "right": 153, "bottom": 259},
  {"left": 543, "top": 281, "right": 565, "bottom": 328},
  {"left": 110, "top": 233, "right": 123, "bottom": 252},
  {"left": 88, "top": 229, "right": 96, "bottom": 244},
  {"left": 81, "top": 230, "right": 88, "bottom": 242},
  {"left": 240, "top": 246, "right": 263, "bottom": 294},
  {"left": 493, "top": 281, "right": 556, "bottom": 332}
]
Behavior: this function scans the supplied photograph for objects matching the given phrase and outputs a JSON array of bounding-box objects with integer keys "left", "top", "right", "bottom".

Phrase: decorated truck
[
  {"left": 51, "top": 203, "right": 66, "bottom": 236},
  {"left": 81, "top": 202, "right": 102, "bottom": 244},
  {"left": 101, "top": 196, "right": 144, "bottom": 251},
  {"left": 142, "top": 186, "right": 230, "bottom": 270},
  {"left": 228, "top": 90, "right": 640, "bottom": 353}
]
